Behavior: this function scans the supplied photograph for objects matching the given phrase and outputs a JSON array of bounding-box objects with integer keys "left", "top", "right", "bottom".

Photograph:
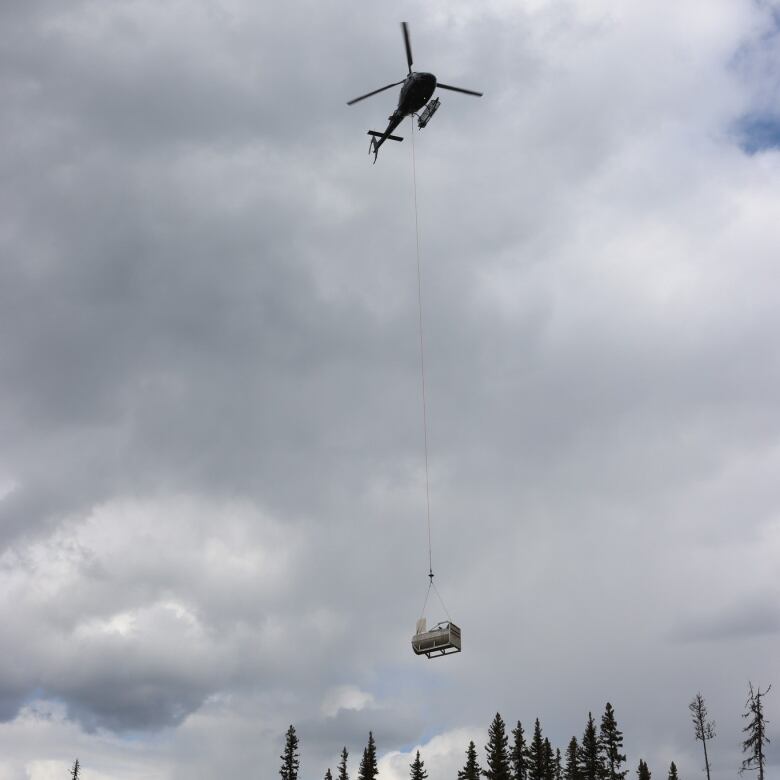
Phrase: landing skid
[{"left": 420, "top": 645, "right": 461, "bottom": 659}]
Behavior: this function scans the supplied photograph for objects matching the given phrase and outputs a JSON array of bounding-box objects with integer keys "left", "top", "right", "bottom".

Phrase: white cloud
[
  {"left": 321, "top": 686, "right": 376, "bottom": 718},
  {"left": 379, "top": 728, "right": 486, "bottom": 780}
]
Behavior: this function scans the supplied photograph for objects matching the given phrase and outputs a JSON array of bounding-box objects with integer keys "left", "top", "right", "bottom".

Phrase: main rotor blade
[
  {"left": 401, "top": 22, "right": 413, "bottom": 73},
  {"left": 437, "top": 83, "right": 483, "bottom": 97},
  {"left": 347, "top": 80, "right": 404, "bottom": 106}
]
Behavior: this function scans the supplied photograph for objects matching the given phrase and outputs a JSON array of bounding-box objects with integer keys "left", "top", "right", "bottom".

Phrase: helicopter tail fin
[
  {"left": 368, "top": 134, "right": 380, "bottom": 163},
  {"left": 367, "top": 131, "right": 403, "bottom": 164}
]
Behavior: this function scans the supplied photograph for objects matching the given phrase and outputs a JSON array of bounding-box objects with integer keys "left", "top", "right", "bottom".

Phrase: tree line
[{"left": 278, "top": 682, "right": 771, "bottom": 780}]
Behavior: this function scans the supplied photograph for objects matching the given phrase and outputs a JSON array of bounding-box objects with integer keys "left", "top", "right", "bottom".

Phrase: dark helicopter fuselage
[
  {"left": 397, "top": 71, "right": 437, "bottom": 115},
  {"left": 373, "top": 72, "right": 437, "bottom": 155}
]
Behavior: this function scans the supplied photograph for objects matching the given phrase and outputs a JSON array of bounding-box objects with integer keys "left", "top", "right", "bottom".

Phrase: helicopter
[{"left": 347, "top": 22, "right": 483, "bottom": 162}]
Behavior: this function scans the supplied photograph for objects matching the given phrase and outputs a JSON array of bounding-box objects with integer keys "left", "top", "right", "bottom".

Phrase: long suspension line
[{"left": 410, "top": 120, "right": 434, "bottom": 584}]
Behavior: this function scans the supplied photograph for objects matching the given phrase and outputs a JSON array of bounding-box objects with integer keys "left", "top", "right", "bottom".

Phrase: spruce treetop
[
  {"left": 358, "top": 732, "right": 379, "bottom": 780},
  {"left": 599, "top": 703, "right": 627, "bottom": 780},
  {"left": 543, "top": 738, "right": 555, "bottom": 780},
  {"left": 637, "top": 760, "right": 651, "bottom": 780},
  {"left": 410, "top": 749, "right": 428, "bottom": 780},
  {"left": 511, "top": 722, "right": 528, "bottom": 780},
  {"left": 527, "top": 718, "right": 546, "bottom": 780},
  {"left": 564, "top": 738, "right": 580, "bottom": 780},
  {"left": 338, "top": 747, "right": 349, "bottom": 780},
  {"left": 689, "top": 694, "right": 716, "bottom": 742},
  {"left": 578, "top": 713, "right": 605, "bottom": 780},
  {"left": 325, "top": 770, "right": 333, "bottom": 780},
  {"left": 689, "top": 693, "right": 715, "bottom": 780},
  {"left": 458, "top": 740, "right": 482, "bottom": 780},
  {"left": 280, "top": 725, "right": 300, "bottom": 780},
  {"left": 484, "top": 713, "right": 511, "bottom": 780},
  {"left": 740, "top": 682, "right": 771, "bottom": 780},
  {"left": 667, "top": 762, "right": 678, "bottom": 780}
]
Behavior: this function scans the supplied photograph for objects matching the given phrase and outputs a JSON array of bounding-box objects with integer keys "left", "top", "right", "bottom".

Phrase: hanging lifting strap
[
  {"left": 410, "top": 121, "right": 433, "bottom": 580},
  {"left": 418, "top": 572, "right": 452, "bottom": 622},
  {"left": 411, "top": 122, "right": 452, "bottom": 626}
]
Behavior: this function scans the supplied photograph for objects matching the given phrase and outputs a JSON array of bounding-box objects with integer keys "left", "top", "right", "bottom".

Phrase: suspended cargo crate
[
  {"left": 417, "top": 98, "right": 441, "bottom": 129},
  {"left": 411, "top": 618, "right": 461, "bottom": 658}
]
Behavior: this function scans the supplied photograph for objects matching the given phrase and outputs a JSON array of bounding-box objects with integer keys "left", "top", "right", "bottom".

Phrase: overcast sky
[{"left": 1, "top": 1, "right": 779, "bottom": 779}]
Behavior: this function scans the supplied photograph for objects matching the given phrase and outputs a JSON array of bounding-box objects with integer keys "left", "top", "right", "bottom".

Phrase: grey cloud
[
  {"left": 766, "top": 734, "right": 780, "bottom": 767},
  {"left": 297, "top": 707, "right": 425, "bottom": 767},
  {"left": 1, "top": 1, "right": 780, "bottom": 778},
  {"left": 672, "top": 594, "right": 780, "bottom": 642}
]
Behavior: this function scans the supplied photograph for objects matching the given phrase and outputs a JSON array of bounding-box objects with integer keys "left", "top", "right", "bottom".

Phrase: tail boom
[{"left": 367, "top": 115, "right": 405, "bottom": 162}]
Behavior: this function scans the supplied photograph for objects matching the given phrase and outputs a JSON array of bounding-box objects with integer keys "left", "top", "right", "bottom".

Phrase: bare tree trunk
[{"left": 689, "top": 693, "right": 716, "bottom": 780}]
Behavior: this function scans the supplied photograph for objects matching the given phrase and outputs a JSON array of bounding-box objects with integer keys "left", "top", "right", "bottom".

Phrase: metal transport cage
[
  {"left": 411, "top": 618, "right": 461, "bottom": 658},
  {"left": 417, "top": 97, "right": 441, "bottom": 129}
]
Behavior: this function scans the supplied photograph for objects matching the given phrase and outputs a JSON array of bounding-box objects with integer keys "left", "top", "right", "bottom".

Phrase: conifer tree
[
  {"left": 71, "top": 759, "right": 81, "bottom": 780},
  {"left": 338, "top": 747, "right": 349, "bottom": 780},
  {"left": 543, "top": 738, "right": 555, "bottom": 780},
  {"left": 458, "top": 740, "right": 481, "bottom": 780},
  {"left": 636, "top": 760, "right": 651, "bottom": 780},
  {"left": 599, "top": 703, "right": 627, "bottom": 780},
  {"left": 326, "top": 770, "right": 333, "bottom": 780},
  {"left": 667, "top": 762, "right": 678, "bottom": 780},
  {"left": 527, "top": 719, "right": 546, "bottom": 780},
  {"left": 484, "top": 713, "right": 511, "bottom": 780},
  {"left": 358, "top": 732, "right": 378, "bottom": 780},
  {"left": 410, "top": 750, "right": 428, "bottom": 780},
  {"left": 564, "top": 738, "right": 580, "bottom": 780},
  {"left": 688, "top": 693, "right": 715, "bottom": 780},
  {"left": 280, "top": 725, "right": 300, "bottom": 780},
  {"left": 740, "top": 682, "right": 771, "bottom": 780},
  {"left": 511, "top": 721, "right": 529, "bottom": 780},
  {"left": 555, "top": 749, "right": 563, "bottom": 780},
  {"left": 578, "top": 713, "right": 605, "bottom": 780}
]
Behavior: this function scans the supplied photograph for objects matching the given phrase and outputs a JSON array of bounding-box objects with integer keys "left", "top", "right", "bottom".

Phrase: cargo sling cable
[{"left": 410, "top": 123, "right": 451, "bottom": 626}]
